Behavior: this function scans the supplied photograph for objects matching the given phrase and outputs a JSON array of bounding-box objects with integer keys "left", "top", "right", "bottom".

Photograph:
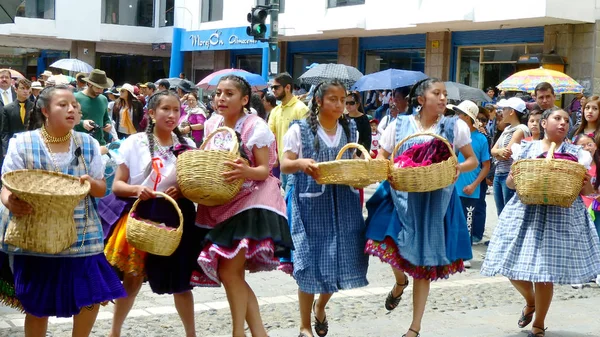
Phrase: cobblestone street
[{"left": 1, "top": 191, "right": 599, "bottom": 336}]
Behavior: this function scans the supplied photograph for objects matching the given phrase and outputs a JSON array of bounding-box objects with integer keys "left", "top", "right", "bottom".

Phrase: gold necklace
[
  {"left": 318, "top": 119, "right": 338, "bottom": 133},
  {"left": 415, "top": 114, "right": 441, "bottom": 132},
  {"left": 41, "top": 126, "right": 72, "bottom": 143}
]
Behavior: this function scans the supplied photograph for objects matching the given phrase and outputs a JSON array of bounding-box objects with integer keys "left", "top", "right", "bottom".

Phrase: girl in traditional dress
[
  {"left": 100, "top": 90, "right": 204, "bottom": 337},
  {"left": 0, "top": 85, "right": 126, "bottom": 336},
  {"left": 365, "top": 78, "right": 478, "bottom": 337},
  {"left": 179, "top": 91, "right": 207, "bottom": 147},
  {"left": 481, "top": 108, "right": 600, "bottom": 337},
  {"left": 281, "top": 79, "right": 369, "bottom": 337},
  {"left": 192, "top": 75, "right": 292, "bottom": 337}
]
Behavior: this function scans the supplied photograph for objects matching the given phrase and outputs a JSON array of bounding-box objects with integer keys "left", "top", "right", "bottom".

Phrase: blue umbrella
[
  {"left": 352, "top": 69, "right": 428, "bottom": 91},
  {"left": 206, "top": 70, "right": 268, "bottom": 91}
]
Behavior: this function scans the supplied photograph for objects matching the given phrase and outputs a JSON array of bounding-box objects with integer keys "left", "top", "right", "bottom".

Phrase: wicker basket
[
  {"left": 177, "top": 127, "right": 244, "bottom": 206},
  {"left": 388, "top": 133, "right": 458, "bottom": 192},
  {"left": 315, "top": 143, "right": 388, "bottom": 188},
  {"left": 1, "top": 169, "right": 90, "bottom": 254},
  {"left": 126, "top": 192, "right": 183, "bottom": 256},
  {"left": 512, "top": 142, "right": 587, "bottom": 207}
]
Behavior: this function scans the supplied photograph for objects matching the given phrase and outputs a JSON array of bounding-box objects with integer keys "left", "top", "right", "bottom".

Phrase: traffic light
[{"left": 246, "top": 6, "right": 268, "bottom": 40}]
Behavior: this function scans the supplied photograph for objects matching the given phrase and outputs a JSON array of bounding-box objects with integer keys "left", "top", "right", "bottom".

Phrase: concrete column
[
  {"left": 425, "top": 31, "right": 450, "bottom": 81},
  {"left": 214, "top": 50, "right": 230, "bottom": 70},
  {"left": 70, "top": 41, "right": 97, "bottom": 69},
  {"left": 338, "top": 37, "right": 359, "bottom": 67}
]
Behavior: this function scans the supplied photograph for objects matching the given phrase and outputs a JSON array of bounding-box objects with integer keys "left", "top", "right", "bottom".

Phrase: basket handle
[
  {"left": 391, "top": 132, "right": 457, "bottom": 163},
  {"left": 545, "top": 142, "right": 557, "bottom": 161},
  {"left": 129, "top": 191, "right": 184, "bottom": 232},
  {"left": 335, "top": 143, "right": 371, "bottom": 161},
  {"left": 200, "top": 126, "right": 239, "bottom": 154}
]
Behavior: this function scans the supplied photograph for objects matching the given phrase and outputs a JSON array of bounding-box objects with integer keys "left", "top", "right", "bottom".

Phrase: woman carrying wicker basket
[
  {"left": 365, "top": 78, "right": 478, "bottom": 337},
  {"left": 193, "top": 75, "right": 292, "bottom": 337},
  {"left": 0, "top": 85, "right": 126, "bottom": 336},
  {"left": 281, "top": 79, "right": 369, "bottom": 337},
  {"left": 99, "top": 90, "right": 205, "bottom": 337},
  {"left": 481, "top": 109, "right": 600, "bottom": 337}
]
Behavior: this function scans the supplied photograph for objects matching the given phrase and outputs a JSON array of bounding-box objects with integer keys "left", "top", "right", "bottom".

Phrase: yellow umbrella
[{"left": 497, "top": 67, "right": 583, "bottom": 94}]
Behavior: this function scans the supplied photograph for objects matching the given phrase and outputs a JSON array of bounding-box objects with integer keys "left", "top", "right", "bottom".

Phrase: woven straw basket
[
  {"left": 2, "top": 169, "right": 90, "bottom": 254},
  {"left": 512, "top": 142, "right": 587, "bottom": 207},
  {"left": 315, "top": 143, "right": 388, "bottom": 188},
  {"left": 126, "top": 192, "right": 183, "bottom": 256},
  {"left": 177, "top": 127, "right": 244, "bottom": 206},
  {"left": 388, "top": 133, "right": 458, "bottom": 192}
]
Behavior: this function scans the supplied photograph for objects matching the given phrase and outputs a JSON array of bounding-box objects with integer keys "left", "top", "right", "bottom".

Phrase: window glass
[
  {"left": 364, "top": 49, "right": 425, "bottom": 74},
  {"left": 201, "top": 0, "right": 224, "bottom": 22},
  {"left": 328, "top": 0, "right": 365, "bottom": 7},
  {"left": 458, "top": 48, "right": 480, "bottom": 88},
  {"left": 482, "top": 45, "right": 525, "bottom": 62},
  {"left": 159, "top": 0, "right": 174, "bottom": 27},
  {"left": 102, "top": 0, "right": 155, "bottom": 27},
  {"left": 16, "top": 0, "right": 55, "bottom": 20}
]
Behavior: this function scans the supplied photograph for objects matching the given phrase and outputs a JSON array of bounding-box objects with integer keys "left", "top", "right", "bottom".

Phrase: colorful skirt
[
  {"left": 101, "top": 195, "right": 208, "bottom": 294},
  {"left": 193, "top": 208, "right": 293, "bottom": 287},
  {"left": 365, "top": 181, "right": 471, "bottom": 281},
  {"left": 0, "top": 251, "right": 125, "bottom": 318}
]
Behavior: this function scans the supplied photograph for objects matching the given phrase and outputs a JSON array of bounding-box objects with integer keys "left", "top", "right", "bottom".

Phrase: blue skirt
[{"left": 0, "top": 252, "right": 125, "bottom": 317}]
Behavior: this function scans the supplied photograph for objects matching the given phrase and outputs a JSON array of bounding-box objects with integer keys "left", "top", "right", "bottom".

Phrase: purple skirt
[{"left": 0, "top": 252, "right": 125, "bottom": 317}]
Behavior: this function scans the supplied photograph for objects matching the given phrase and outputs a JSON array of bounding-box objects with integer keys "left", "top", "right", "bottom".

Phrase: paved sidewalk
[{"left": 247, "top": 297, "right": 600, "bottom": 337}]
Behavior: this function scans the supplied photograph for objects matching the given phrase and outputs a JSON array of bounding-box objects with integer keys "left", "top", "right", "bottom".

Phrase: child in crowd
[
  {"left": 525, "top": 106, "right": 543, "bottom": 141},
  {"left": 281, "top": 79, "right": 369, "bottom": 337},
  {"left": 370, "top": 118, "right": 381, "bottom": 158}
]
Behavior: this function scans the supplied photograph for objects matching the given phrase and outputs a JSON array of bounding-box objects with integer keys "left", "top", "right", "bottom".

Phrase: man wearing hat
[
  {"left": 453, "top": 100, "right": 491, "bottom": 256},
  {"left": 74, "top": 69, "right": 114, "bottom": 145},
  {"left": 29, "top": 81, "right": 43, "bottom": 103},
  {"left": 176, "top": 80, "right": 194, "bottom": 101},
  {"left": 39, "top": 70, "right": 52, "bottom": 87},
  {"left": 75, "top": 72, "right": 88, "bottom": 92}
]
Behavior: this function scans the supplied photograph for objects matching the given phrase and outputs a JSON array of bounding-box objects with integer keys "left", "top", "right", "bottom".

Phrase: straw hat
[
  {"left": 120, "top": 83, "right": 136, "bottom": 97},
  {"left": 83, "top": 69, "right": 114, "bottom": 89},
  {"left": 31, "top": 81, "right": 43, "bottom": 90}
]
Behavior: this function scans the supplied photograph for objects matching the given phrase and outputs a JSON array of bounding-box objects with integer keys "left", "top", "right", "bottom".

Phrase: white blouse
[
  {"left": 379, "top": 116, "right": 472, "bottom": 154},
  {"left": 204, "top": 114, "right": 274, "bottom": 152},
  {"left": 2, "top": 130, "right": 104, "bottom": 179},
  {"left": 117, "top": 132, "right": 195, "bottom": 192},
  {"left": 283, "top": 122, "right": 342, "bottom": 158}
]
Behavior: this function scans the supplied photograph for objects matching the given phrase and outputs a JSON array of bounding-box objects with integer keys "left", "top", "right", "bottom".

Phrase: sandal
[
  {"left": 385, "top": 275, "right": 409, "bottom": 311},
  {"left": 312, "top": 300, "right": 329, "bottom": 337},
  {"left": 518, "top": 305, "right": 535, "bottom": 328},
  {"left": 401, "top": 328, "right": 420, "bottom": 337},
  {"left": 527, "top": 326, "right": 547, "bottom": 337}
]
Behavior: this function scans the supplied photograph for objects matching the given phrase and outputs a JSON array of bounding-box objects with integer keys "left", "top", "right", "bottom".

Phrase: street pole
[{"left": 268, "top": 0, "right": 279, "bottom": 78}]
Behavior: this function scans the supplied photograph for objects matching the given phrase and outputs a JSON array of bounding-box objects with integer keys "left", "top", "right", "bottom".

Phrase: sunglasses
[
  {"left": 346, "top": 101, "right": 356, "bottom": 106},
  {"left": 270, "top": 85, "right": 281, "bottom": 90}
]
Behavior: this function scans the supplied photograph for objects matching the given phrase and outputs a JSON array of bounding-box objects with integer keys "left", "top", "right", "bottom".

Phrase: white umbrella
[{"left": 50, "top": 59, "right": 94, "bottom": 73}]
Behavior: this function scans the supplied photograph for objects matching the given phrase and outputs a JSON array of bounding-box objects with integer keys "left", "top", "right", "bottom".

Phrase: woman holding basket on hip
[
  {"left": 365, "top": 78, "right": 478, "bottom": 337},
  {"left": 0, "top": 85, "right": 125, "bottom": 337},
  {"left": 99, "top": 90, "right": 205, "bottom": 337}
]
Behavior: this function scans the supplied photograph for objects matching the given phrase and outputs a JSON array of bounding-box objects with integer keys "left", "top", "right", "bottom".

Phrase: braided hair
[
  {"left": 407, "top": 77, "right": 443, "bottom": 115},
  {"left": 29, "top": 84, "right": 72, "bottom": 130},
  {"left": 145, "top": 90, "right": 188, "bottom": 157},
  {"left": 215, "top": 74, "right": 252, "bottom": 162},
  {"left": 306, "top": 79, "right": 351, "bottom": 153}
]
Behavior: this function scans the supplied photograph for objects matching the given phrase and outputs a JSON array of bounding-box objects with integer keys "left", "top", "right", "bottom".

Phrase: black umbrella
[{"left": 0, "top": 0, "right": 22, "bottom": 24}]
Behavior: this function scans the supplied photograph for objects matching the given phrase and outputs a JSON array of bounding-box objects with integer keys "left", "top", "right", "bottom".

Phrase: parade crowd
[{"left": 0, "top": 67, "right": 599, "bottom": 337}]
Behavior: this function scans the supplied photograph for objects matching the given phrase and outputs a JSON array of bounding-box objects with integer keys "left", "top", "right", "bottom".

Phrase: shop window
[
  {"left": 237, "top": 55, "right": 262, "bottom": 75},
  {"left": 364, "top": 49, "right": 425, "bottom": 75},
  {"left": 457, "top": 44, "right": 543, "bottom": 89},
  {"left": 201, "top": 0, "right": 223, "bottom": 22},
  {"left": 328, "top": 0, "right": 365, "bottom": 8},
  {"left": 256, "top": 0, "right": 285, "bottom": 13},
  {"left": 16, "top": 0, "right": 55, "bottom": 20},
  {"left": 292, "top": 52, "right": 338, "bottom": 79},
  {"left": 101, "top": 0, "right": 155, "bottom": 27},
  {"left": 159, "top": 0, "right": 174, "bottom": 27}
]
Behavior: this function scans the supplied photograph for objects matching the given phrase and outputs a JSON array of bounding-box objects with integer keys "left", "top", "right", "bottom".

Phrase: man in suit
[
  {"left": 2, "top": 78, "right": 33, "bottom": 156},
  {"left": 0, "top": 69, "right": 17, "bottom": 108}
]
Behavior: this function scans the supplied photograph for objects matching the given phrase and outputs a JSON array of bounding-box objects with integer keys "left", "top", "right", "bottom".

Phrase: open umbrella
[
  {"left": 444, "top": 82, "right": 491, "bottom": 103},
  {"left": 497, "top": 67, "right": 584, "bottom": 94},
  {"left": 50, "top": 58, "right": 94, "bottom": 73},
  {"left": 352, "top": 69, "right": 428, "bottom": 91},
  {"left": 197, "top": 69, "right": 249, "bottom": 89},
  {"left": 206, "top": 70, "right": 267, "bottom": 91},
  {"left": 155, "top": 77, "right": 183, "bottom": 89},
  {"left": 0, "top": 68, "right": 24, "bottom": 79},
  {"left": 298, "top": 63, "right": 363, "bottom": 87}
]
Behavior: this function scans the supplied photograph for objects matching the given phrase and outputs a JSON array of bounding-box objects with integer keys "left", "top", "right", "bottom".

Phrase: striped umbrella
[
  {"left": 298, "top": 63, "right": 363, "bottom": 88},
  {"left": 197, "top": 68, "right": 249, "bottom": 89},
  {"left": 496, "top": 67, "right": 584, "bottom": 94},
  {"left": 50, "top": 59, "right": 94, "bottom": 73}
]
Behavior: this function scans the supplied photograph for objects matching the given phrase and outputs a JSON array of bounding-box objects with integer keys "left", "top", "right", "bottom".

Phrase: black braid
[
  {"left": 338, "top": 114, "right": 351, "bottom": 142},
  {"left": 146, "top": 116, "right": 156, "bottom": 157},
  {"left": 217, "top": 75, "right": 252, "bottom": 111}
]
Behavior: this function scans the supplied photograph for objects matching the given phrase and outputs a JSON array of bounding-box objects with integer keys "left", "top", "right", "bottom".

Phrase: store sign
[{"left": 181, "top": 26, "right": 269, "bottom": 51}]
